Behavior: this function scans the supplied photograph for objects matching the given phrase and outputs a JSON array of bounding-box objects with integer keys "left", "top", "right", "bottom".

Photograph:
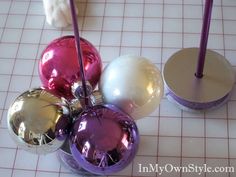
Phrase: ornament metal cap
[
  {"left": 91, "top": 90, "right": 104, "bottom": 106},
  {"left": 71, "top": 81, "right": 93, "bottom": 99}
]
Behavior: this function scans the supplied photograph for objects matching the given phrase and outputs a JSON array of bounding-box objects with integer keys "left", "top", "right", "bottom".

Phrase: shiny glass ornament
[
  {"left": 7, "top": 88, "right": 71, "bottom": 154},
  {"left": 99, "top": 55, "right": 164, "bottom": 119},
  {"left": 58, "top": 139, "right": 90, "bottom": 174},
  {"left": 70, "top": 104, "right": 139, "bottom": 175},
  {"left": 39, "top": 35, "right": 102, "bottom": 100}
]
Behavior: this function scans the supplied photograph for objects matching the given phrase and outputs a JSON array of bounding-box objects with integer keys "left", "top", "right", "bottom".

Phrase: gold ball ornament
[{"left": 7, "top": 88, "right": 71, "bottom": 154}]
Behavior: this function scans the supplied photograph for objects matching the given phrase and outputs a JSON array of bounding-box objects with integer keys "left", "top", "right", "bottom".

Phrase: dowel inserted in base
[{"left": 163, "top": 48, "right": 235, "bottom": 111}]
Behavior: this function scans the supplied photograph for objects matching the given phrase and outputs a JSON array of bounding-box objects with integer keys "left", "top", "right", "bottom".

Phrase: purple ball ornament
[
  {"left": 58, "top": 139, "right": 90, "bottom": 175},
  {"left": 69, "top": 104, "right": 139, "bottom": 175}
]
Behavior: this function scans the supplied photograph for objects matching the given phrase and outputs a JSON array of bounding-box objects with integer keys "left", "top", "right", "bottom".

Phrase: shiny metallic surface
[
  {"left": 7, "top": 88, "right": 71, "bottom": 154},
  {"left": 71, "top": 81, "right": 93, "bottom": 108},
  {"left": 70, "top": 99, "right": 83, "bottom": 117},
  {"left": 99, "top": 55, "right": 164, "bottom": 120},
  {"left": 71, "top": 81, "right": 92, "bottom": 99},
  {"left": 58, "top": 139, "right": 90, "bottom": 175},
  {"left": 39, "top": 36, "right": 102, "bottom": 100},
  {"left": 69, "top": 89, "right": 103, "bottom": 117},
  {"left": 70, "top": 104, "right": 139, "bottom": 175},
  {"left": 163, "top": 48, "right": 235, "bottom": 110},
  {"left": 90, "top": 90, "right": 103, "bottom": 106}
]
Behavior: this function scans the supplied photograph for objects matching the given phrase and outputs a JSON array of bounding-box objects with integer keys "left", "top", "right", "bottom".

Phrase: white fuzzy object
[{"left": 43, "top": 0, "right": 78, "bottom": 28}]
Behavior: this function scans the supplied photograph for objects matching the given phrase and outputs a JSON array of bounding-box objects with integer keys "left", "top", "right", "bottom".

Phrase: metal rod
[
  {"left": 69, "top": 0, "right": 89, "bottom": 104},
  {"left": 195, "top": 0, "right": 214, "bottom": 78}
]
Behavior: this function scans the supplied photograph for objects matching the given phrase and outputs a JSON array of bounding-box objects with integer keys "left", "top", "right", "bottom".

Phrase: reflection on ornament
[
  {"left": 39, "top": 36, "right": 102, "bottom": 100},
  {"left": 70, "top": 104, "right": 139, "bottom": 175},
  {"left": 57, "top": 138, "right": 90, "bottom": 175},
  {"left": 8, "top": 34, "right": 164, "bottom": 175},
  {"left": 100, "top": 55, "right": 164, "bottom": 119},
  {"left": 7, "top": 88, "right": 71, "bottom": 154}
]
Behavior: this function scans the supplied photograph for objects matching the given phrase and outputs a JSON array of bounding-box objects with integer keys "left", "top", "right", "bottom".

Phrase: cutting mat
[{"left": 0, "top": 0, "right": 236, "bottom": 177}]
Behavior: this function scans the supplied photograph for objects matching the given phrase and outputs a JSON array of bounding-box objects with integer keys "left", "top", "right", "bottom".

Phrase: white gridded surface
[{"left": 0, "top": 0, "right": 236, "bottom": 177}]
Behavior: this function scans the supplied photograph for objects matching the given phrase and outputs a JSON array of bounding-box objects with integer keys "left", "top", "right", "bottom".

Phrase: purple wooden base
[{"left": 165, "top": 87, "right": 231, "bottom": 112}]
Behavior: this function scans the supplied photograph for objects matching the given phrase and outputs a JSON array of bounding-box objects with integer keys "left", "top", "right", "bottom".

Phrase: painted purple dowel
[
  {"left": 195, "top": 0, "right": 214, "bottom": 78},
  {"left": 69, "top": 0, "right": 88, "bottom": 102}
]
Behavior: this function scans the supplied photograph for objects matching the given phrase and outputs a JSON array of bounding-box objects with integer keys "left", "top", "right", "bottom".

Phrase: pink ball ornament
[{"left": 39, "top": 36, "right": 102, "bottom": 100}]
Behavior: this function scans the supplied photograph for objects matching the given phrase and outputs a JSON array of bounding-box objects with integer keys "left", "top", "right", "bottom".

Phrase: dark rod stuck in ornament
[
  {"left": 8, "top": 0, "right": 141, "bottom": 176},
  {"left": 67, "top": 0, "right": 140, "bottom": 176},
  {"left": 69, "top": 0, "right": 89, "bottom": 104}
]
